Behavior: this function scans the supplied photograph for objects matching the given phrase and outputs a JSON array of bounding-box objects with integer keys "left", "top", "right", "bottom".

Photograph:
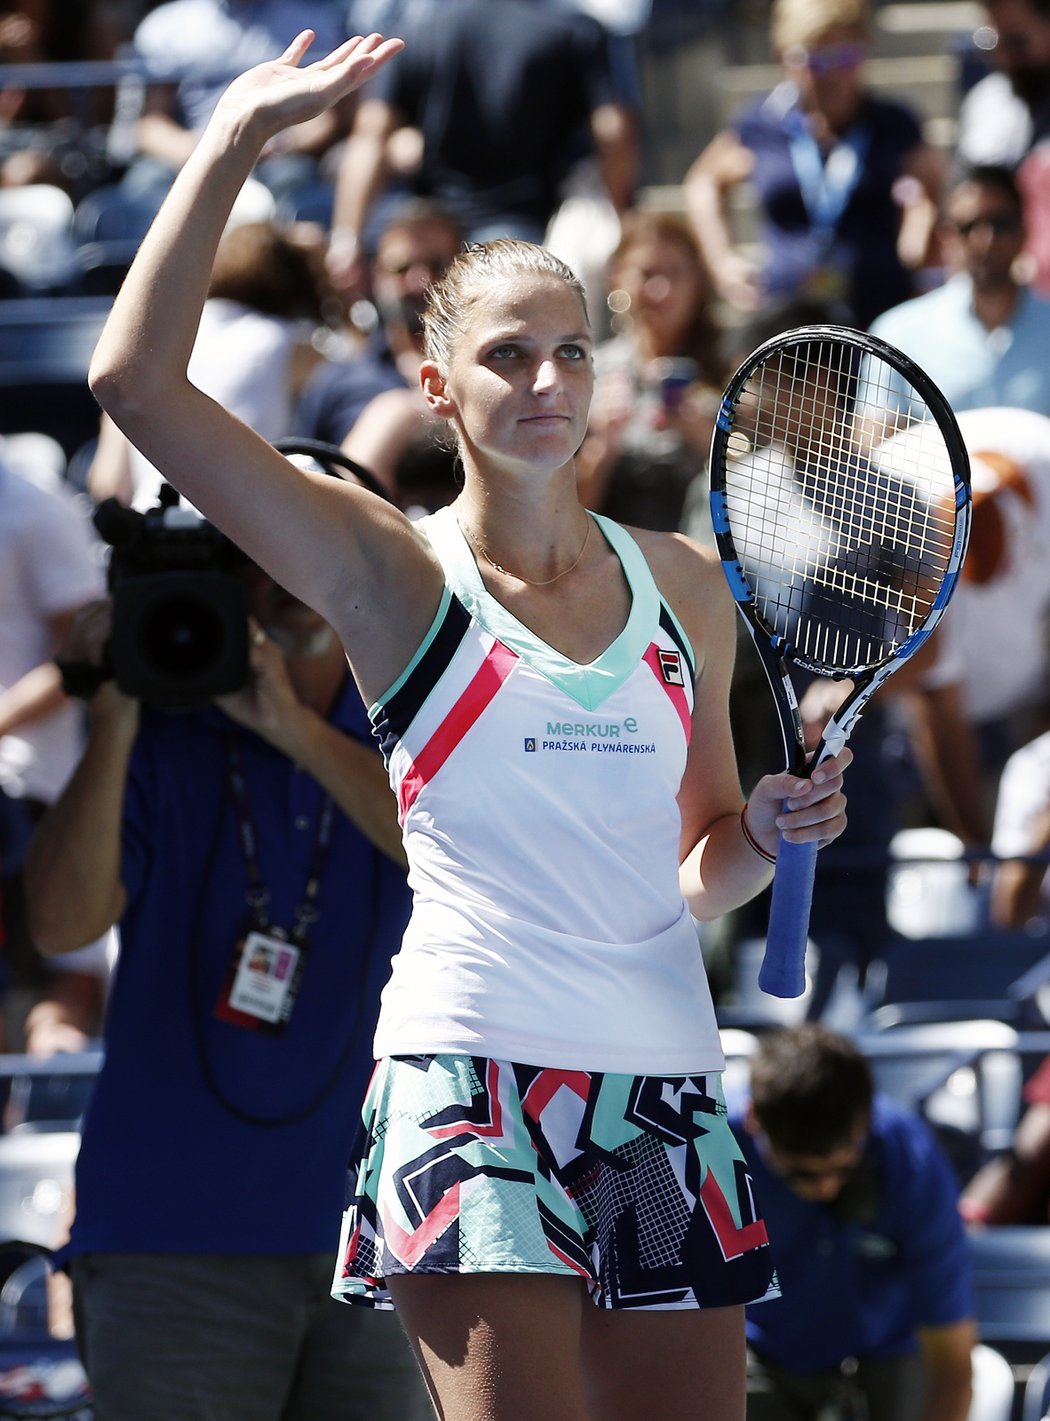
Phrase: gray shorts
[
  {"left": 70, "top": 1252, "right": 432, "bottom": 1421},
  {"left": 746, "top": 1345, "right": 925, "bottom": 1421}
]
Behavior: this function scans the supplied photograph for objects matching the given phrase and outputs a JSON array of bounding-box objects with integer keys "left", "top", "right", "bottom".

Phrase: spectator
[
  {"left": 683, "top": 0, "right": 943, "bottom": 328},
  {"left": 24, "top": 551, "right": 430, "bottom": 1421},
  {"left": 866, "top": 165, "right": 1050, "bottom": 416},
  {"left": 733, "top": 1024, "right": 977, "bottom": 1421},
  {"left": 294, "top": 196, "right": 461, "bottom": 462},
  {"left": 956, "top": 0, "right": 1050, "bottom": 293},
  {"left": 0, "top": 0, "right": 119, "bottom": 192},
  {"left": 0, "top": 456, "right": 104, "bottom": 1043},
  {"left": 988, "top": 713, "right": 1050, "bottom": 931},
  {"left": 89, "top": 218, "right": 330, "bottom": 510},
  {"left": 575, "top": 209, "right": 726, "bottom": 532},
  {"left": 957, "top": 0, "right": 1050, "bottom": 168},
  {"left": 120, "top": 0, "right": 350, "bottom": 211},
  {"left": 960, "top": 1051, "right": 1050, "bottom": 1224},
  {"left": 894, "top": 405, "right": 1050, "bottom": 847},
  {"left": 325, "top": 0, "right": 636, "bottom": 302}
]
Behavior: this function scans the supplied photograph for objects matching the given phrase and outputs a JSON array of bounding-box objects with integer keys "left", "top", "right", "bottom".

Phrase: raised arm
[{"left": 88, "top": 32, "right": 439, "bottom": 698}]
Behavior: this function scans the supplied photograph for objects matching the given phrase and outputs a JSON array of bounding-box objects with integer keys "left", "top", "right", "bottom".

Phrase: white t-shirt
[
  {"left": 992, "top": 728, "right": 1050, "bottom": 909},
  {"left": 129, "top": 299, "right": 301, "bottom": 511},
  {"left": 919, "top": 407, "right": 1050, "bottom": 725},
  {"left": 0, "top": 465, "right": 105, "bottom": 802}
]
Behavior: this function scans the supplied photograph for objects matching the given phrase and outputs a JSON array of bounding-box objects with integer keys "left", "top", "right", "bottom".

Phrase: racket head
[{"left": 709, "top": 323, "right": 971, "bottom": 766}]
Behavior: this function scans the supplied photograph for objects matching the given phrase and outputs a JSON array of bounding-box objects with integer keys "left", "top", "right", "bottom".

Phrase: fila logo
[{"left": 658, "top": 650, "right": 684, "bottom": 686}]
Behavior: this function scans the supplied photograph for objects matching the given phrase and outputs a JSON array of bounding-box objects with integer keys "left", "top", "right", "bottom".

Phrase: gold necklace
[{"left": 461, "top": 516, "right": 591, "bottom": 588}]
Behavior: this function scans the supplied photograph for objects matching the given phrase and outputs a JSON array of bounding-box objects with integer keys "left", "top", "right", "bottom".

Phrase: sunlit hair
[
  {"left": 609, "top": 209, "right": 726, "bottom": 386},
  {"left": 422, "top": 239, "right": 589, "bottom": 373},
  {"left": 770, "top": 0, "right": 870, "bottom": 53},
  {"left": 207, "top": 221, "right": 324, "bottom": 322}
]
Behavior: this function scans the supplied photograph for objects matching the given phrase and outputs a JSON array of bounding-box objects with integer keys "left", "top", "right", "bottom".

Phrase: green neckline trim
[{"left": 424, "top": 507, "right": 661, "bottom": 712}]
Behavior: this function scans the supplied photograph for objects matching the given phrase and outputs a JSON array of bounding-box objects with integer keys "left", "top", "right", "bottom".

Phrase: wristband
[{"left": 740, "top": 803, "right": 777, "bottom": 864}]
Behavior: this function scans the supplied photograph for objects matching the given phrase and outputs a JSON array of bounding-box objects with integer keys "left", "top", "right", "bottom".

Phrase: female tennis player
[{"left": 86, "top": 31, "right": 852, "bottom": 1421}]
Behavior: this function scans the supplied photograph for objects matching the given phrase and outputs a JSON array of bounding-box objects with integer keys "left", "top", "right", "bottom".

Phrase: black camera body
[{"left": 94, "top": 487, "right": 249, "bottom": 709}]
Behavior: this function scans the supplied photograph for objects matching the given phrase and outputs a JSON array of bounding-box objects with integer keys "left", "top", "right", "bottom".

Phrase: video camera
[
  {"left": 85, "top": 440, "right": 391, "bottom": 710},
  {"left": 94, "top": 484, "right": 250, "bottom": 709}
]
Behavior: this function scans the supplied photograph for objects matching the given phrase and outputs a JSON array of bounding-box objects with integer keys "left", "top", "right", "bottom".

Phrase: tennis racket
[{"left": 709, "top": 325, "right": 971, "bottom": 998}]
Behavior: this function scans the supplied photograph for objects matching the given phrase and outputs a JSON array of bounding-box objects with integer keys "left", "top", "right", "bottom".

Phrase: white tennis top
[{"left": 369, "top": 506, "right": 725, "bottom": 1075}]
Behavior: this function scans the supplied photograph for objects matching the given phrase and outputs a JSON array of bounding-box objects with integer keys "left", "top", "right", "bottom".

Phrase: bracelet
[{"left": 740, "top": 804, "right": 777, "bottom": 864}]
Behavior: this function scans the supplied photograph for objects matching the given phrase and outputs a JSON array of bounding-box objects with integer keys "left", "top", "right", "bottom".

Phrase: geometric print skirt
[{"left": 332, "top": 1054, "right": 779, "bottom": 1311}]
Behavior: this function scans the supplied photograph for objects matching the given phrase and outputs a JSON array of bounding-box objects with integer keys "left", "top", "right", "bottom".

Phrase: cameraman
[{"left": 24, "top": 551, "right": 430, "bottom": 1421}]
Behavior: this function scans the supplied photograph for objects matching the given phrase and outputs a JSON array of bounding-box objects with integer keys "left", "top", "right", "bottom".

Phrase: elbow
[{"left": 88, "top": 356, "right": 138, "bottom": 422}]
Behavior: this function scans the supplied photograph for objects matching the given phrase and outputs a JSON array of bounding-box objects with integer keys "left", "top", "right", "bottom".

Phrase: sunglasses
[
  {"left": 951, "top": 214, "right": 1021, "bottom": 238},
  {"left": 760, "top": 1132, "right": 867, "bottom": 1185},
  {"left": 788, "top": 42, "right": 867, "bottom": 74}
]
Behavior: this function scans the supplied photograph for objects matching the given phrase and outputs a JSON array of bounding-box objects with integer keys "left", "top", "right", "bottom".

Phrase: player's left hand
[{"left": 745, "top": 747, "right": 853, "bottom": 854}]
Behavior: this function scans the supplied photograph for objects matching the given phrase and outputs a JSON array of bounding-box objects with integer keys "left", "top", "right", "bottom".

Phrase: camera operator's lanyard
[{"left": 214, "top": 735, "right": 335, "bottom": 1034}]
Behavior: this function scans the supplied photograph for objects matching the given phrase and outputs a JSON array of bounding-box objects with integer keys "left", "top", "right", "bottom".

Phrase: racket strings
[{"left": 723, "top": 338, "right": 959, "bottom": 672}]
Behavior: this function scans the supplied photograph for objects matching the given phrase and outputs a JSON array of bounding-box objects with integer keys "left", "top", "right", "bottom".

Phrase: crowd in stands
[{"left": 7, "top": 0, "right": 1050, "bottom": 1417}]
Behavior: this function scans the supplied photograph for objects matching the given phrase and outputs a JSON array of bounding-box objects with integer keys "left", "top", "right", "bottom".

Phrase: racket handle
[{"left": 759, "top": 834, "right": 819, "bottom": 998}]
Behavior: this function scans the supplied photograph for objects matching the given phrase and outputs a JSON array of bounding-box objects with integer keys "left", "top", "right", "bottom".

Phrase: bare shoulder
[
  {"left": 318, "top": 481, "right": 447, "bottom": 696},
  {"left": 626, "top": 526, "right": 736, "bottom": 671}
]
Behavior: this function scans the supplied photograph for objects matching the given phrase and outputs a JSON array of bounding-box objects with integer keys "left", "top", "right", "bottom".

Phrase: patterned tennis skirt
[{"left": 332, "top": 1054, "right": 779, "bottom": 1311}]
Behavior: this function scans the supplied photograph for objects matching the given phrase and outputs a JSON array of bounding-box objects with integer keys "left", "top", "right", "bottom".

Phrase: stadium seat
[
  {"left": 864, "top": 930, "right": 1050, "bottom": 1028},
  {"left": 0, "top": 295, "right": 111, "bottom": 458},
  {"left": 969, "top": 1227, "right": 1050, "bottom": 1364},
  {"left": 1022, "top": 1346, "right": 1050, "bottom": 1421},
  {"left": 0, "top": 185, "right": 77, "bottom": 294},
  {"left": 968, "top": 1342, "right": 1018, "bottom": 1421},
  {"left": 71, "top": 183, "right": 159, "bottom": 246}
]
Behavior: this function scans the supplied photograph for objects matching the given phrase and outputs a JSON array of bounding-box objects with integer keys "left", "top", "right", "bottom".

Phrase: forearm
[
  {"left": 264, "top": 705, "right": 405, "bottom": 865},
  {"left": 134, "top": 111, "right": 198, "bottom": 170},
  {"left": 24, "top": 700, "right": 138, "bottom": 953},
  {"left": 0, "top": 663, "right": 66, "bottom": 737},
  {"left": 591, "top": 103, "right": 637, "bottom": 212},
  {"left": 919, "top": 1372, "right": 972, "bottom": 1421},
  {"left": 680, "top": 807, "right": 774, "bottom": 922},
  {"left": 684, "top": 167, "right": 735, "bottom": 269},
  {"left": 330, "top": 124, "right": 390, "bottom": 244},
  {"left": 91, "top": 109, "right": 262, "bottom": 417}
]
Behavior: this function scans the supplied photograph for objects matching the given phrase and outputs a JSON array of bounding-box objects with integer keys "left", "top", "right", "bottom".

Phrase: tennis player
[{"left": 86, "top": 31, "right": 853, "bottom": 1421}]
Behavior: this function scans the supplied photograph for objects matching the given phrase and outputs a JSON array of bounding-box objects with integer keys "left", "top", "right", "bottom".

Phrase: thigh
[
  {"left": 582, "top": 1303, "right": 747, "bottom": 1421},
  {"left": 285, "top": 1259, "right": 431, "bottom": 1421},
  {"left": 71, "top": 1254, "right": 311, "bottom": 1421},
  {"left": 387, "top": 1272, "right": 591, "bottom": 1421}
]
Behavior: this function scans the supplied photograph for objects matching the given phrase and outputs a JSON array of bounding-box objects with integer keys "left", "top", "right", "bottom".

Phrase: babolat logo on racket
[{"left": 657, "top": 649, "right": 685, "bottom": 686}]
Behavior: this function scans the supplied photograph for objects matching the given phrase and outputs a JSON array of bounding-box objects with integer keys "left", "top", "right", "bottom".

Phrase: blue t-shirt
[
  {"left": 69, "top": 678, "right": 411, "bottom": 1256},
  {"left": 868, "top": 275, "right": 1050, "bottom": 418},
  {"left": 293, "top": 331, "right": 404, "bottom": 448},
  {"left": 732, "top": 1095, "right": 974, "bottom": 1372},
  {"left": 735, "top": 86, "right": 922, "bottom": 328}
]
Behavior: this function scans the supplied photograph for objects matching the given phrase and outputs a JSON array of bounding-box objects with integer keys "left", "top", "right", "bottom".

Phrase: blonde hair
[
  {"left": 422, "top": 239, "right": 588, "bottom": 372},
  {"left": 770, "top": 0, "right": 870, "bottom": 53}
]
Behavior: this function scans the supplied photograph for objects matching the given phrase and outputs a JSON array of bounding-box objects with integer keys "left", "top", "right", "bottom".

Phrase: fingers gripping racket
[{"left": 709, "top": 325, "right": 971, "bottom": 997}]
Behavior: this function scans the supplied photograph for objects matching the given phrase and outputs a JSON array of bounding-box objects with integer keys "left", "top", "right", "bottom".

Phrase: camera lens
[{"left": 136, "top": 594, "right": 225, "bottom": 676}]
